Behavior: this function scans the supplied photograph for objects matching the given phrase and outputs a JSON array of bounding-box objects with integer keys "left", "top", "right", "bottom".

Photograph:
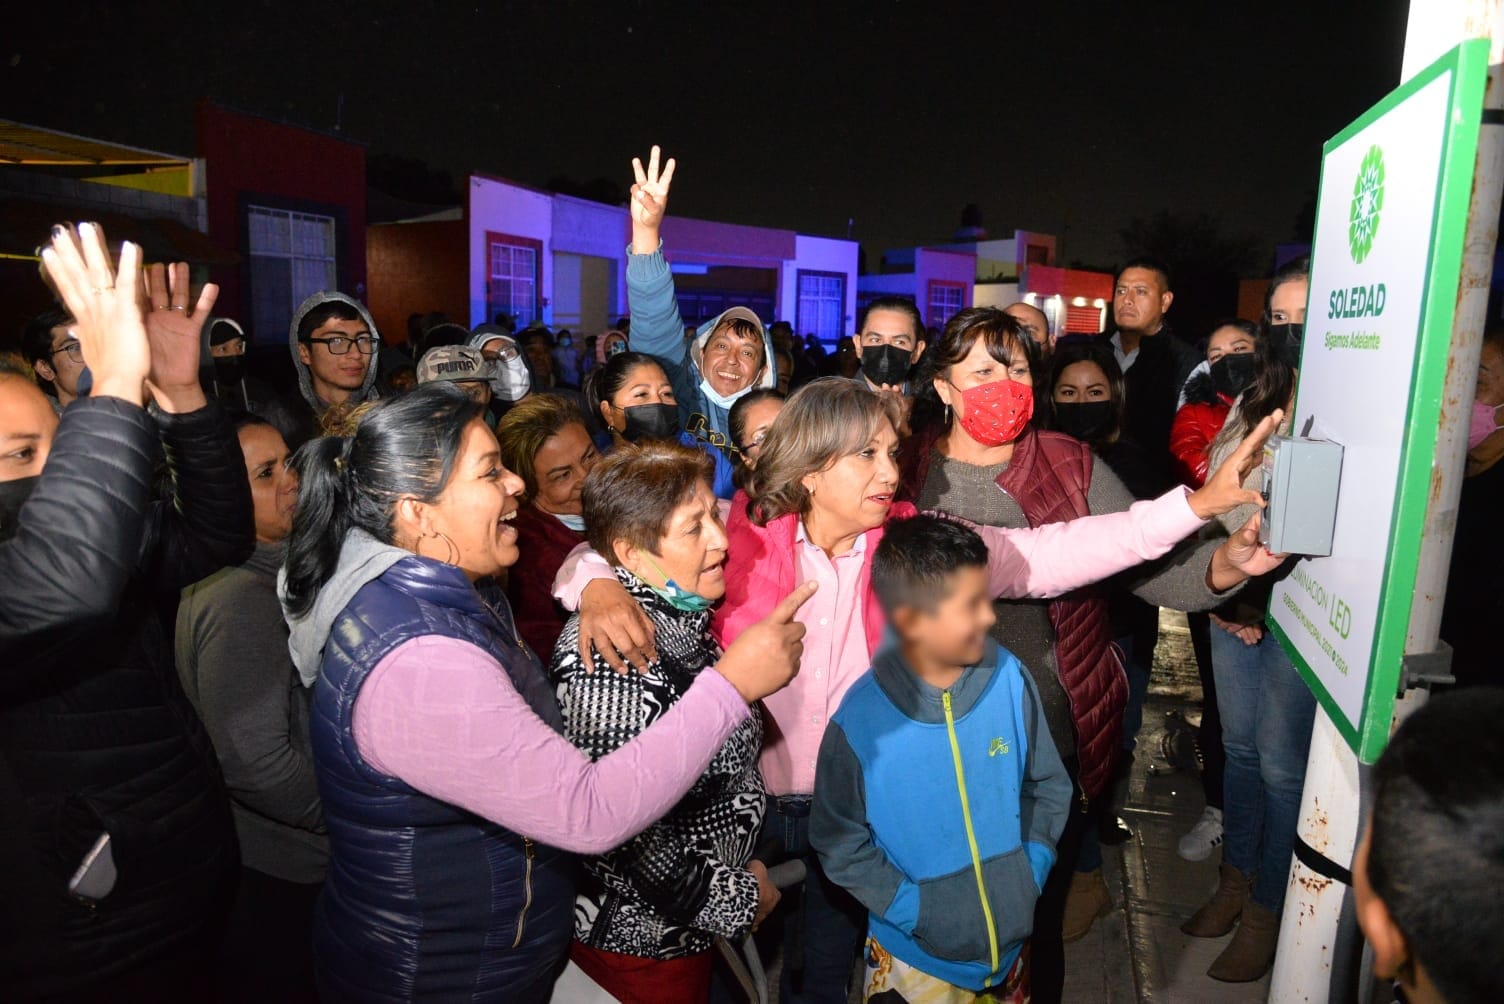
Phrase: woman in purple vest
[
  {"left": 279, "top": 383, "right": 814, "bottom": 1003},
  {"left": 899, "top": 307, "right": 1270, "bottom": 1003}
]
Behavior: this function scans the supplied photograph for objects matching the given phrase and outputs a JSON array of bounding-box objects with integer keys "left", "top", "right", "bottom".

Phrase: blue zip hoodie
[
  {"left": 624, "top": 246, "right": 777, "bottom": 463},
  {"left": 811, "top": 636, "right": 1072, "bottom": 992}
]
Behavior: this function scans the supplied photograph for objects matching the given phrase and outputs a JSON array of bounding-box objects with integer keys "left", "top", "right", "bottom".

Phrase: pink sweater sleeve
[
  {"left": 353, "top": 635, "right": 750, "bottom": 854},
  {"left": 976, "top": 486, "right": 1207, "bottom": 599},
  {"left": 552, "top": 542, "right": 612, "bottom": 612}
]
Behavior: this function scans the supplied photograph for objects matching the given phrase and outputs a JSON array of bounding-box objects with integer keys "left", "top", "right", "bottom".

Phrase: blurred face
[
  {"left": 737, "top": 397, "right": 784, "bottom": 466},
  {"left": 1003, "top": 303, "right": 1050, "bottom": 352},
  {"left": 1269, "top": 277, "right": 1310, "bottom": 326},
  {"left": 600, "top": 362, "right": 677, "bottom": 435},
  {"left": 856, "top": 308, "right": 926, "bottom": 362},
  {"left": 626, "top": 480, "right": 729, "bottom": 600},
  {"left": 388, "top": 368, "right": 417, "bottom": 395},
  {"left": 834, "top": 339, "right": 860, "bottom": 378},
  {"left": 1206, "top": 324, "right": 1257, "bottom": 363},
  {"left": 804, "top": 418, "right": 901, "bottom": 536},
  {"left": 1477, "top": 340, "right": 1504, "bottom": 407},
  {"left": 455, "top": 380, "right": 493, "bottom": 407},
  {"left": 33, "top": 323, "right": 84, "bottom": 401},
  {"left": 523, "top": 336, "right": 554, "bottom": 382},
  {"left": 1113, "top": 267, "right": 1172, "bottom": 335},
  {"left": 530, "top": 422, "right": 599, "bottom": 517},
  {"left": 0, "top": 376, "right": 59, "bottom": 481},
  {"left": 895, "top": 567, "right": 996, "bottom": 669},
  {"left": 776, "top": 354, "right": 793, "bottom": 393},
  {"left": 1052, "top": 360, "right": 1111, "bottom": 404},
  {"left": 410, "top": 419, "right": 527, "bottom": 580},
  {"left": 700, "top": 324, "right": 766, "bottom": 397},
  {"left": 297, "top": 316, "right": 372, "bottom": 400},
  {"left": 238, "top": 423, "right": 297, "bottom": 544}
]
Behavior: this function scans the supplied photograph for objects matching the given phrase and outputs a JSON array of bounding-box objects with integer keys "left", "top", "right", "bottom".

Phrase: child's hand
[{"left": 749, "top": 860, "right": 780, "bottom": 930}]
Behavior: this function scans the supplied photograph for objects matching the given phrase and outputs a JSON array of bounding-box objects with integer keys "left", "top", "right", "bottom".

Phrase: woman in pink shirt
[
  {"left": 564, "top": 376, "right": 1283, "bottom": 1001},
  {"left": 279, "top": 383, "right": 814, "bottom": 1003}
]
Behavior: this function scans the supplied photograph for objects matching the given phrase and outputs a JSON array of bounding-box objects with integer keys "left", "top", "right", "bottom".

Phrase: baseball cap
[{"left": 416, "top": 344, "right": 495, "bottom": 385}]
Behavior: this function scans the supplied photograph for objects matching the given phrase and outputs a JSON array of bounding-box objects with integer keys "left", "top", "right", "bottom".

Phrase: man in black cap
[{"left": 204, "top": 317, "right": 296, "bottom": 439}]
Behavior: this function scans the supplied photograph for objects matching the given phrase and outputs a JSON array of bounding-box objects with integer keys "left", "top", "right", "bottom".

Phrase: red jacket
[
  {"left": 900, "top": 427, "right": 1126, "bottom": 799},
  {"left": 506, "top": 504, "right": 587, "bottom": 663},
  {"left": 1169, "top": 398, "right": 1231, "bottom": 489}
]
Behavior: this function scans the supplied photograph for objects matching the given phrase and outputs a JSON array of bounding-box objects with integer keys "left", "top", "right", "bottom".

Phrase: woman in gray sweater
[{"left": 177, "top": 413, "right": 323, "bottom": 1002}]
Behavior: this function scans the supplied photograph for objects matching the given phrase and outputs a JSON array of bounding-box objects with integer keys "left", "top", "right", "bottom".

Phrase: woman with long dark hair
[{"left": 280, "top": 384, "right": 811, "bottom": 1002}]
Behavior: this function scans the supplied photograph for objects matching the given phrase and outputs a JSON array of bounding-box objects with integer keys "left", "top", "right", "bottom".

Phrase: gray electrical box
[{"left": 1258, "top": 435, "right": 1344, "bottom": 556}]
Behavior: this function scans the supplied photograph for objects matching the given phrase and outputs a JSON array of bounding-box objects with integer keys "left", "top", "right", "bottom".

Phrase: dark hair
[
  {"left": 872, "top": 514, "right": 990, "bottom": 614},
  {"left": 1202, "top": 317, "right": 1259, "bottom": 354},
  {"left": 1368, "top": 689, "right": 1504, "bottom": 1004},
  {"left": 1116, "top": 257, "right": 1173, "bottom": 292},
  {"left": 583, "top": 440, "right": 715, "bottom": 565},
  {"left": 1216, "top": 258, "right": 1309, "bottom": 447},
  {"left": 729, "top": 388, "right": 785, "bottom": 453},
  {"left": 282, "top": 384, "right": 483, "bottom": 616},
  {"left": 585, "top": 350, "right": 669, "bottom": 421},
  {"left": 417, "top": 322, "right": 472, "bottom": 359},
  {"left": 1042, "top": 340, "right": 1126, "bottom": 447},
  {"left": 496, "top": 393, "right": 590, "bottom": 502},
  {"left": 231, "top": 411, "right": 276, "bottom": 434},
  {"left": 858, "top": 297, "right": 925, "bottom": 342},
  {"left": 297, "top": 300, "right": 364, "bottom": 342},
  {"left": 0, "top": 352, "right": 34, "bottom": 380},
  {"left": 520, "top": 329, "right": 554, "bottom": 352},
  {"left": 911, "top": 307, "right": 1042, "bottom": 435},
  {"left": 21, "top": 308, "right": 71, "bottom": 368}
]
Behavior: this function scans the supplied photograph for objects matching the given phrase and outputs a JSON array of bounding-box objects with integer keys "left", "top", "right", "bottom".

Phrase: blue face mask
[
  {"left": 553, "top": 512, "right": 586, "bottom": 532},
  {"left": 645, "top": 557, "right": 716, "bottom": 612}
]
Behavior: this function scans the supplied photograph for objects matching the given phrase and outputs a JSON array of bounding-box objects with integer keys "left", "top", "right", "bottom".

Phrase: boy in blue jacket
[{"left": 812, "top": 515, "right": 1073, "bottom": 1002}]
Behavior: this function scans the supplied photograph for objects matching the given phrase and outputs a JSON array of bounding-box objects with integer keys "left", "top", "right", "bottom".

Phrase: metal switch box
[{"left": 1258, "top": 435, "right": 1344, "bottom": 556}]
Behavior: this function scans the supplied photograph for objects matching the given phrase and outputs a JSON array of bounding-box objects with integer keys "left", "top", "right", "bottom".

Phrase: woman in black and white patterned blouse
[{"left": 550, "top": 439, "right": 778, "bottom": 1003}]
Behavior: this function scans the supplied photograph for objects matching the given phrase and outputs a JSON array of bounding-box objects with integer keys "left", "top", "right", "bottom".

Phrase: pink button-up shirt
[{"left": 758, "top": 523, "right": 873, "bottom": 798}]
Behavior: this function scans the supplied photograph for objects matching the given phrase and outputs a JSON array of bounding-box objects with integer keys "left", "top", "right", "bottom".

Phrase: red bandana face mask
[{"left": 953, "top": 379, "right": 1034, "bottom": 447}]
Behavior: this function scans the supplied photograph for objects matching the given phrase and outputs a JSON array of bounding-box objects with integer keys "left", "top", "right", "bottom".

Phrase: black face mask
[
  {"left": 1268, "top": 322, "right": 1304, "bottom": 368},
  {"left": 621, "top": 402, "right": 681, "bottom": 443},
  {"left": 860, "top": 344, "right": 913, "bottom": 388},
  {"left": 1209, "top": 353, "right": 1258, "bottom": 400},
  {"left": 1053, "top": 401, "right": 1115, "bottom": 444},
  {"left": 212, "top": 355, "right": 245, "bottom": 386},
  {"left": 0, "top": 475, "right": 40, "bottom": 543}
]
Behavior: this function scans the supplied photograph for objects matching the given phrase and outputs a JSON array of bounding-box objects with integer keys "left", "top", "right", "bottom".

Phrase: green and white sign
[{"left": 1268, "top": 40, "right": 1486, "bottom": 763}]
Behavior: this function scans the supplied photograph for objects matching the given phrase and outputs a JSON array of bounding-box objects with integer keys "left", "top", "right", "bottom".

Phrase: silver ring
[{"left": 168, "top": 305, "right": 186, "bottom": 311}]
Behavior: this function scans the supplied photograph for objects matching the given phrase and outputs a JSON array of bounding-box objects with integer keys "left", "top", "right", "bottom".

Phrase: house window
[
  {"left": 796, "top": 271, "right": 846, "bottom": 342},
  {"left": 247, "top": 205, "right": 338, "bottom": 344},
  {"left": 927, "top": 281, "right": 966, "bottom": 328},
  {"left": 486, "top": 233, "right": 541, "bottom": 327}
]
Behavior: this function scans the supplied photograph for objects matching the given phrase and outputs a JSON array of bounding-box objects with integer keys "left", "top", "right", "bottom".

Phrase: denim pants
[
  {"left": 1211, "top": 629, "right": 1316, "bottom": 913},
  {"left": 764, "top": 795, "right": 865, "bottom": 1004}
]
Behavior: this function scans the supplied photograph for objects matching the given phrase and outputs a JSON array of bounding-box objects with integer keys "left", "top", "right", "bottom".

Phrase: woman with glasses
[{"left": 286, "top": 292, "right": 382, "bottom": 448}]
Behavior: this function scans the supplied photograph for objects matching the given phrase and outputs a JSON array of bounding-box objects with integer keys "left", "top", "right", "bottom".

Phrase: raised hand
[
  {"left": 629, "top": 145, "right": 676, "bottom": 249},
  {"left": 142, "top": 261, "right": 218, "bottom": 413},
  {"left": 715, "top": 580, "right": 817, "bottom": 703},
  {"left": 38, "top": 222, "right": 151, "bottom": 406},
  {"left": 1186, "top": 409, "right": 1284, "bottom": 520}
]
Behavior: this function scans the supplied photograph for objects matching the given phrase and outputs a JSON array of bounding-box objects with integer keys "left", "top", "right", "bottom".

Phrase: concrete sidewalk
[{"left": 1062, "top": 610, "right": 1272, "bottom": 1003}]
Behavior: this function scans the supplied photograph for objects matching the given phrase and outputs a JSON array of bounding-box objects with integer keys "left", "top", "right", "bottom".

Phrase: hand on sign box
[
  {"left": 38, "top": 223, "right": 153, "bottom": 407},
  {"left": 1218, "top": 511, "right": 1289, "bottom": 580}
]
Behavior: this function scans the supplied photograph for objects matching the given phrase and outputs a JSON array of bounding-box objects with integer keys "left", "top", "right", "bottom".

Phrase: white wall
[
  {"left": 468, "top": 176, "right": 554, "bottom": 327},
  {"left": 552, "top": 195, "right": 629, "bottom": 321},
  {"left": 973, "top": 282, "right": 1021, "bottom": 309},
  {"left": 779, "top": 234, "right": 860, "bottom": 334}
]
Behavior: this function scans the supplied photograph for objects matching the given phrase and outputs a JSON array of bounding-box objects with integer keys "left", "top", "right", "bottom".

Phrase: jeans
[
  {"left": 764, "top": 796, "right": 866, "bottom": 1004},
  {"left": 1211, "top": 628, "right": 1316, "bottom": 913}
]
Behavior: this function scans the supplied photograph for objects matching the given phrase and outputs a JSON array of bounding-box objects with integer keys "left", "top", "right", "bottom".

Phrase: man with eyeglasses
[
  {"left": 287, "top": 292, "right": 382, "bottom": 447},
  {"left": 21, "top": 308, "right": 85, "bottom": 413}
]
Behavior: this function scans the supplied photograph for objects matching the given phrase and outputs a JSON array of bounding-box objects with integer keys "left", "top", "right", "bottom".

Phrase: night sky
[{"left": 6, "top": 1, "right": 1411, "bottom": 270}]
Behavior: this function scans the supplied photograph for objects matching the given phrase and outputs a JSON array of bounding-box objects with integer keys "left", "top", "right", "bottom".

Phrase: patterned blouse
[{"left": 550, "top": 568, "right": 766, "bottom": 959}]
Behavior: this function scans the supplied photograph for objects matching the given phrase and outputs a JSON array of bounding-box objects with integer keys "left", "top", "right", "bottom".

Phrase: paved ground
[{"left": 1062, "top": 609, "right": 1272, "bottom": 1004}]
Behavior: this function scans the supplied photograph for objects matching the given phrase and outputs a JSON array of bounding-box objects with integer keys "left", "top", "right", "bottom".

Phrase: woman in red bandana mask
[{"left": 899, "top": 307, "right": 1276, "bottom": 1003}]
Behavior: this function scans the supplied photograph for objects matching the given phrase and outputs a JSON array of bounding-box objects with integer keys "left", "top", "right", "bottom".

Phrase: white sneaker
[{"left": 1177, "top": 806, "right": 1224, "bottom": 862}]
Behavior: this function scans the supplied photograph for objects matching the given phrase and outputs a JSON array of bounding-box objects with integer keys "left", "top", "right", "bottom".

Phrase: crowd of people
[{"left": 2, "top": 143, "right": 1501, "bottom": 1004}]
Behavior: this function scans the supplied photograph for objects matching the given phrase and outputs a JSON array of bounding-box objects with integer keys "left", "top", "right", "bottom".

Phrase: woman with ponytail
[{"left": 280, "top": 383, "right": 814, "bottom": 1003}]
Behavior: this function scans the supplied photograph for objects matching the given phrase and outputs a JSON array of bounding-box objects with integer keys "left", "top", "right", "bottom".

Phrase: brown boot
[
  {"left": 1208, "top": 898, "right": 1279, "bottom": 982},
  {"left": 1180, "top": 862, "right": 1248, "bottom": 937},
  {"left": 1062, "top": 869, "right": 1113, "bottom": 943}
]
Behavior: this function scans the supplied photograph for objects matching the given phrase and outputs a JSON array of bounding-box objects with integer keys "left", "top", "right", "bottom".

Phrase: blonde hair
[
  {"left": 495, "top": 394, "right": 590, "bottom": 502},
  {"left": 745, "top": 377, "right": 903, "bottom": 526}
]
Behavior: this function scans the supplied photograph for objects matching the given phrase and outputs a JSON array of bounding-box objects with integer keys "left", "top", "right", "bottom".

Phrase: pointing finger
[{"left": 769, "top": 580, "right": 818, "bottom": 624}]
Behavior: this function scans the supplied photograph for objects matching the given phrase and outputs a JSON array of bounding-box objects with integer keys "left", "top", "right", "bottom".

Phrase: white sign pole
[{"left": 1270, "top": 6, "right": 1504, "bottom": 1001}]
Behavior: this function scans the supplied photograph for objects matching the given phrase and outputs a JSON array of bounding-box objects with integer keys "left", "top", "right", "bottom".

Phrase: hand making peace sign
[{"left": 629, "top": 145, "right": 676, "bottom": 251}]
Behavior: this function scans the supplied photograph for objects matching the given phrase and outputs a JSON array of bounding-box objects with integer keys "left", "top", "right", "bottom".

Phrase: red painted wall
[
  {"left": 367, "top": 221, "right": 468, "bottom": 346},
  {"left": 196, "top": 101, "right": 367, "bottom": 322}
]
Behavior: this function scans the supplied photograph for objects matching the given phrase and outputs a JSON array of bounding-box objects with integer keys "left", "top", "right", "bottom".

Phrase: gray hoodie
[
  {"left": 281, "top": 529, "right": 409, "bottom": 687},
  {"left": 288, "top": 291, "right": 382, "bottom": 413}
]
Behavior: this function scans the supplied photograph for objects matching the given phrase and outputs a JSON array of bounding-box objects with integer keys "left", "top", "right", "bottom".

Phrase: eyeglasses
[
  {"left": 50, "top": 340, "right": 83, "bottom": 365},
  {"left": 305, "top": 335, "right": 376, "bottom": 356}
]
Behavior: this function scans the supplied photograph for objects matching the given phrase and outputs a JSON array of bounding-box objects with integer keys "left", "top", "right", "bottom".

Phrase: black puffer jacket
[{"left": 0, "top": 399, "right": 253, "bottom": 1000}]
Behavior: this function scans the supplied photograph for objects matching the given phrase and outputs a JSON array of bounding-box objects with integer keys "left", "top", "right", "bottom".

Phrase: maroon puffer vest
[{"left": 902, "top": 427, "right": 1127, "bottom": 799}]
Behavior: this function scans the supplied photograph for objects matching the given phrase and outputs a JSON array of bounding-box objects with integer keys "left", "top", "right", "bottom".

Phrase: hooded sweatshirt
[
  {"left": 285, "top": 291, "right": 381, "bottom": 446},
  {"left": 625, "top": 247, "right": 777, "bottom": 460},
  {"left": 282, "top": 529, "right": 408, "bottom": 687}
]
